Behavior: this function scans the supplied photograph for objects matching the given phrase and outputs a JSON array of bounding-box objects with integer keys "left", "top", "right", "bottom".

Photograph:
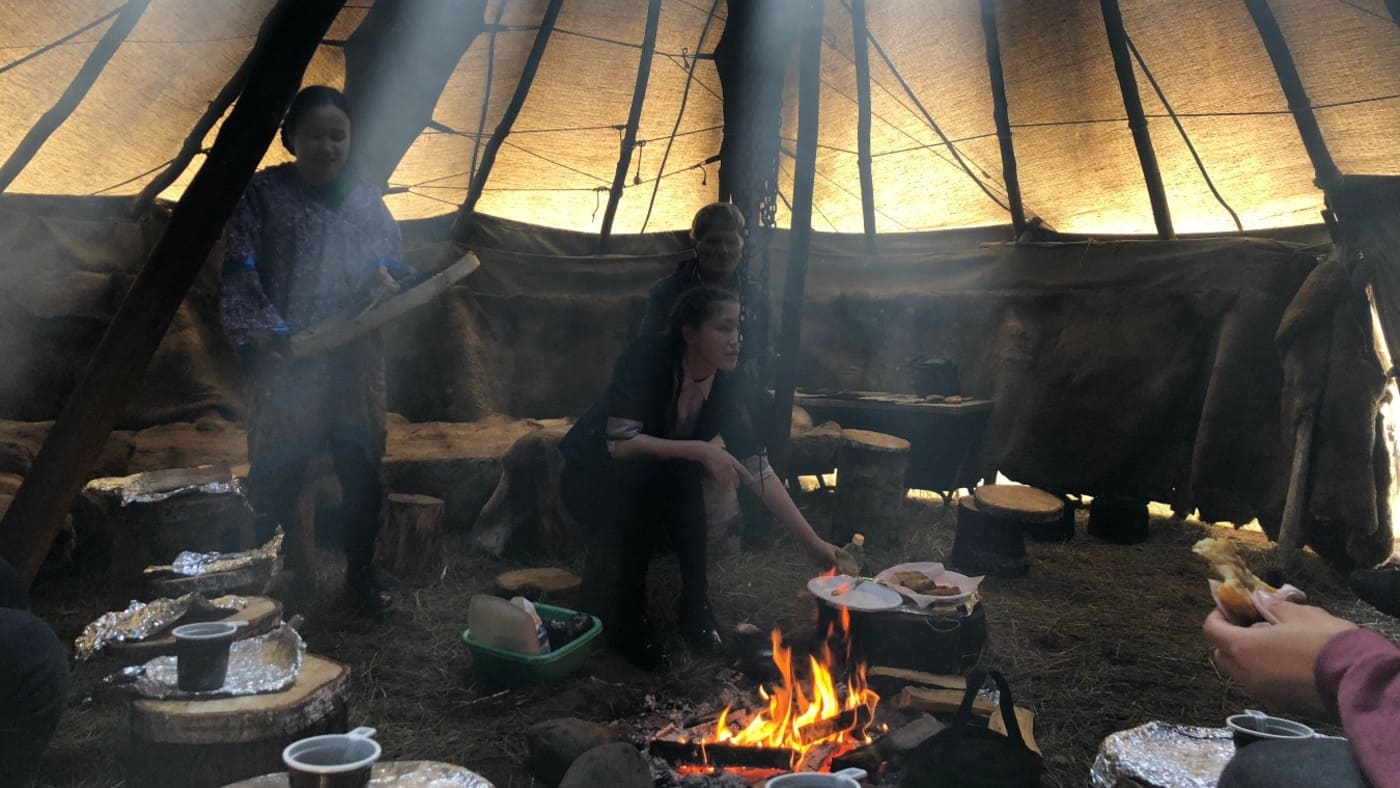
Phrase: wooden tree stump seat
[
  {"left": 125, "top": 654, "right": 351, "bottom": 788},
  {"left": 832, "top": 429, "right": 911, "bottom": 549},
  {"left": 375, "top": 493, "right": 446, "bottom": 584},
  {"left": 972, "top": 484, "right": 1064, "bottom": 523},
  {"left": 494, "top": 567, "right": 582, "bottom": 605}
]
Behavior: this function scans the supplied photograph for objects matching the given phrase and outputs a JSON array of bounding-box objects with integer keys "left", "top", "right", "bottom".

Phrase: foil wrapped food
[
  {"left": 85, "top": 465, "right": 245, "bottom": 506},
  {"left": 107, "top": 623, "right": 304, "bottom": 699},
  {"left": 75, "top": 594, "right": 247, "bottom": 661},
  {"left": 145, "top": 528, "right": 283, "bottom": 577},
  {"left": 1090, "top": 722, "right": 1234, "bottom": 788},
  {"left": 369, "top": 762, "right": 497, "bottom": 787}
]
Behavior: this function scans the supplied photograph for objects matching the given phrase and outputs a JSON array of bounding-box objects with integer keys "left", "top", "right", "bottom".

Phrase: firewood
[
  {"left": 987, "top": 705, "right": 1040, "bottom": 754},
  {"left": 830, "top": 714, "right": 945, "bottom": 772},
  {"left": 894, "top": 686, "right": 996, "bottom": 717},
  {"left": 648, "top": 739, "right": 795, "bottom": 770},
  {"left": 866, "top": 666, "right": 967, "bottom": 692}
]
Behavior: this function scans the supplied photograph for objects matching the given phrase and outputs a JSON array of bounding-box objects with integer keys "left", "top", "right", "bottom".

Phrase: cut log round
[
  {"left": 375, "top": 493, "right": 445, "bottom": 584},
  {"left": 973, "top": 484, "right": 1063, "bottom": 524},
  {"left": 495, "top": 567, "right": 582, "bottom": 604},
  {"left": 107, "top": 596, "right": 282, "bottom": 664},
  {"left": 126, "top": 654, "right": 350, "bottom": 787},
  {"left": 832, "top": 429, "right": 910, "bottom": 549}
]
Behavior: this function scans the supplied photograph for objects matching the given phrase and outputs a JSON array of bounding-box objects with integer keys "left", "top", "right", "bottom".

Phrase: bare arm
[{"left": 746, "top": 473, "right": 841, "bottom": 569}]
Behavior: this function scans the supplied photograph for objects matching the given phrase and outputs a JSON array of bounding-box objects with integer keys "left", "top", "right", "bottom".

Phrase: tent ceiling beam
[
  {"left": 853, "top": 4, "right": 1010, "bottom": 216},
  {"left": 850, "top": 0, "right": 877, "bottom": 255},
  {"left": 453, "top": 0, "right": 566, "bottom": 237},
  {"left": 1099, "top": 0, "right": 1174, "bottom": 240},
  {"left": 469, "top": 1, "right": 511, "bottom": 192},
  {"left": 600, "top": 0, "right": 663, "bottom": 252},
  {"left": 0, "top": 0, "right": 346, "bottom": 587},
  {"left": 132, "top": 5, "right": 276, "bottom": 218},
  {"left": 643, "top": 0, "right": 725, "bottom": 233},
  {"left": 770, "top": 0, "right": 823, "bottom": 478},
  {"left": 1124, "top": 36, "right": 1242, "bottom": 233},
  {"left": 1242, "top": 0, "right": 1341, "bottom": 192},
  {"left": 345, "top": 0, "right": 487, "bottom": 190},
  {"left": 979, "top": 0, "right": 1026, "bottom": 237},
  {"left": 0, "top": 6, "right": 121, "bottom": 79},
  {"left": 0, "top": 0, "right": 151, "bottom": 194}
]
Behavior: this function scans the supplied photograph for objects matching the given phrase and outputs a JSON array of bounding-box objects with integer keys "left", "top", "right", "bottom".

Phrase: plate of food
[
  {"left": 807, "top": 575, "right": 904, "bottom": 612},
  {"left": 874, "top": 562, "right": 982, "bottom": 607}
]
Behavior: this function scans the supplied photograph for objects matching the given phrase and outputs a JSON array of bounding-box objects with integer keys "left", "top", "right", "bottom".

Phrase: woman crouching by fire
[{"left": 559, "top": 286, "right": 847, "bottom": 669}]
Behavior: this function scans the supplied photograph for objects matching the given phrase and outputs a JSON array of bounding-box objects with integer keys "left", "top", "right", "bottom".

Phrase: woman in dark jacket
[{"left": 561, "top": 286, "right": 843, "bottom": 669}]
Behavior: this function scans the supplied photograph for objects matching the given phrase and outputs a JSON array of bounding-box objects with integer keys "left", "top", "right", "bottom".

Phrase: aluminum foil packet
[
  {"left": 369, "top": 762, "right": 497, "bottom": 787},
  {"left": 107, "top": 622, "right": 304, "bottom": 699},
  {"left": 85, "top": 465, "right": 245, "bottom": 506},
  {"left": 1090, "top": 722, "right": 1234, "bottom": 788},
  {"left": 145, "top": 528, "right": 283, "bottom": 577},
  {"left": 75, "top": 594, "right": 247, "bottom": 661}
]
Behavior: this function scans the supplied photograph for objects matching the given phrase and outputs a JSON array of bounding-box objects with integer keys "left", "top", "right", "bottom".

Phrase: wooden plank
[
  {"left": 288, "top": 251, "right": 479, "bottom": 358},
  {"left": 867, "top": 665, "right": 967, "bottom": 691}
]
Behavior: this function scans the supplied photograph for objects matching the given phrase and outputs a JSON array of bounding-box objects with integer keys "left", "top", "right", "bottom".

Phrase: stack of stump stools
[{"left": 952, "top": 484, "right": 1069, "bottom": 578}]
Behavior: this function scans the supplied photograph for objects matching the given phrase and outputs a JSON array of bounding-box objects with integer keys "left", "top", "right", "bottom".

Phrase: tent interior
[{"left": 1, "top": 1, "right": 1399, "bottom": 786}]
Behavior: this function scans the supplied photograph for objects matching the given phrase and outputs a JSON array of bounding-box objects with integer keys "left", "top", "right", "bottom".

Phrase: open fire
[{"left": 666, "top": 609, "right": 881, "bottom": 773}]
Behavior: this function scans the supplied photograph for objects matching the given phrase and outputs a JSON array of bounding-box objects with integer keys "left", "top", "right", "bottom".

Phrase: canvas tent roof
[{"left": 1, "top": 0, "right": 1397, "bottom": 236}]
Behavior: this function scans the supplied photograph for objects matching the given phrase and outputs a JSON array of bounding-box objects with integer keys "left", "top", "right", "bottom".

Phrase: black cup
[
  {"left": 173, "top": 621, "right": 240, "bottom": 692},
  {"left": 1226, "top": 711, "right": 1315, "bottom": 748}
]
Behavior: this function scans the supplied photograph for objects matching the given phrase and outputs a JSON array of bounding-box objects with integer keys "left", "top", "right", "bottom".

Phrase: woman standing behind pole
[
  {"left": 220, "top": 86, "right": 410, "bottom": 613},
  {"left": 560, "top": 286, "right": 847, "bottom": 669}
]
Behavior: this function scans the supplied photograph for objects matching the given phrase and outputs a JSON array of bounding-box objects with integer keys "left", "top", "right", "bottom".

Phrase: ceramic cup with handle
[
  {"left": 172, "top": 620, "right": 247, "bottom": 691},
  {"left": 766, "top": 767, "right": 867, "bottom": 788},
  {"left": 1226, "top": 709, "right": 1315, "bottom": 748},
  {"left": 283, "top": 726, "right": 381, "bottom": 788}
]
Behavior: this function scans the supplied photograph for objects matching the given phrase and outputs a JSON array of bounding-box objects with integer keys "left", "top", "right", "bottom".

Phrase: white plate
[
  {"left": 807, "top": 575, "right": 904, "bottom": 612},
  {"left": 874, "top": 562, "right": 982, "bottom": 607}
]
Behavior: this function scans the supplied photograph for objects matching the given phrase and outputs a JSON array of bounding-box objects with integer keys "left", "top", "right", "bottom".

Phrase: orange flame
[{"left": 704, "top": 621, "right": 878, "bottom": 771}]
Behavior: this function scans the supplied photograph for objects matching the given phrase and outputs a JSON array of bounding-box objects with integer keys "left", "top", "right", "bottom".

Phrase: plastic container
[
  {"left": 467, "top": 594, "right": 543, "bottom": 655},
  {"left": 462, "top": 602, "right": 603, "bottom": 686},
  {"left": 510, "top": 596, "right": 552, "bottom": 655}
]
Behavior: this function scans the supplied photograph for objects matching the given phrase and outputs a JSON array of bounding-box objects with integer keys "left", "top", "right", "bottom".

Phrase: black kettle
[{"left": 911, "top": 356, "right": 959, "bottom": 396}]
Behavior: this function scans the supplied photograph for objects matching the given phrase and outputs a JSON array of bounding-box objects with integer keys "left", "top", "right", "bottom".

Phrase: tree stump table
[
  {"left": 126, "top": 655, "right": 350, "bottom": 787},
  {"left": 950, "top": 485, "right": 1065, "bottom": 578},
  {"left": 494, "top": 567, "right": 582, "bottom": 606},
  {"left": 832, "top": 429, "right": 911, "bottom": 549},
  {"left": 107, "top": 596, "right": 282, "bottom": 665},
  {"left": 375, "top": 494, "right": 446, "bottom": 584},
  {"left": 221, "top": 761, "right": 493, "bottom": 787}
]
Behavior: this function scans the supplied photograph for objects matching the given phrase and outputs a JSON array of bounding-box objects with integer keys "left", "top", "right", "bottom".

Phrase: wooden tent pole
[
  {"left": 1242, "top": 0, "right": 1341, "bottom": 190},
  {"left": 850, "top": 0, "right": 877, "bottom": 255},
  {"left": 769, "top": 0, "right": 824, "bottom": 478},
  {"left": 0, "top": 0, "right": 151, "bottom": 193},
  {"left": 0, "top": 0, "right": 346, "bottom": 587},
  {"left": 978, "top": 0, "right": 1026, "bottom": 236},
  {"left": 453, "top": 0, "right": 565, "bottom": 234},
  {"left": 1099, "top": 0, "right": 1174, "bottom": 239},
  {"left": 1388, "top": 0, "right": 1400, "bottom": 26},
  {"left": 344, "top": 0, "right": 486, "bottom": 189},
  {"left": 599, "top": 0, "right": 663, "bottom": 251},
  {"left": 132, "top": 6, "right": 276, "bottom": 217},
  {"left": 469, "top": 3, "right": 510, "bottom": 185}
]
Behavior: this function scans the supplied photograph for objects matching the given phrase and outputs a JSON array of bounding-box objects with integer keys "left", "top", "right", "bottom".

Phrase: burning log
[
  {"left": 649, "top": 739, "right": 797, "bottom": 771},
  {"left": 830, "top": 714, "right": 946, "bottom": 773}
]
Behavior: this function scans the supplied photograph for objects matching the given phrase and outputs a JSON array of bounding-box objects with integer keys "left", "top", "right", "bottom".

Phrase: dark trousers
[
  {"left": 1218, "top": 738, "right": 1372, "bottom": 788},
  {"left": 563, "top": 458, "right": 710, "bottom": 634},
  {"left": 247, "top": 438, "right": 383, "bottom": 571},
  {"left": 0, "top": 608, "right": 69, "bottom": 787}
]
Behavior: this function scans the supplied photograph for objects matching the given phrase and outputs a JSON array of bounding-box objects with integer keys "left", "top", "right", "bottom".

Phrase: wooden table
[
  {"left": 224, "top": 760, "right": 493, "bottom": 786},
  {"left": 793, "top": 390, "right": 993, "bottom": 497}
]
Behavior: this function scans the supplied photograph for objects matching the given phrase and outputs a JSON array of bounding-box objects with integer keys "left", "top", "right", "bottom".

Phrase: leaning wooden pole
[
  {"left": 0, "top": 0, "right": 346, "bottom": 587},
  {"left": 769, "top": 0, "right": 824, "bottom": 477},
  {"left": 850, "top": 0, "right": 877, "bottom": 255},
  {"left": 453, "top": 0, "right": 565, "bottom": 233},
  {"left": 1242, "top": 0, "right": 1342, "bottom": 191},
  {"left": 979, "top": 0, "right": 1026, "bottom": 236},
  {"left": 599, "top": 0, "right": 663, "bottom": 251},
  {"left": 0, "top": 0, "right": 150, "bottom": 193},
  {"left": 1099, "top": 0, "right": 1173, "bottom": 239},
  {"left": 131, "top": 6, "right": 274, "bottom": 217}
]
